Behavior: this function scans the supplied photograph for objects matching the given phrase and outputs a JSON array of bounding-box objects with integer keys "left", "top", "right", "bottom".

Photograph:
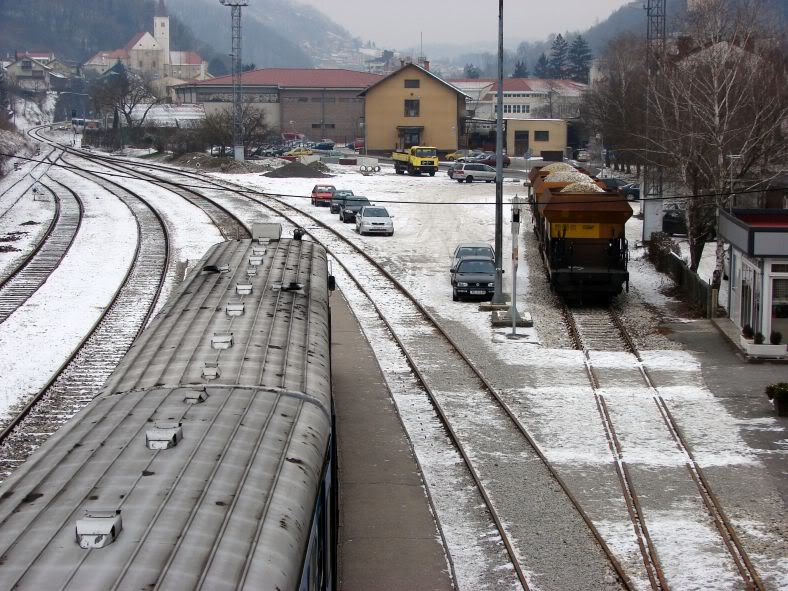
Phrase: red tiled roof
[
  {"left": 190, "top": 68, "right": 383, "bottom": 88},
  {"left": 124, "top": 32, "right": 147, "bottom": 52},
  {"left": 170, "top": 51, "right": 203, "bottom": 66}
]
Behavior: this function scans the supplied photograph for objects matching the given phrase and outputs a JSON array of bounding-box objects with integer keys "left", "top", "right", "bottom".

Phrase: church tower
[{"left": 154, "top": 1, "right": 170, "bottom": 69}]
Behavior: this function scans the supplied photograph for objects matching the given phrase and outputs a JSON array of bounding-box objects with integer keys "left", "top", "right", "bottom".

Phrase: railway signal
[{"left": 508, "top": 194, "right": 522, "bottom": 338}]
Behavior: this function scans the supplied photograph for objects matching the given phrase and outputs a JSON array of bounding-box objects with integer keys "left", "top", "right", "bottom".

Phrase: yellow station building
[{"left": 360, "top": 62, "right": 469, "bottom": 153}]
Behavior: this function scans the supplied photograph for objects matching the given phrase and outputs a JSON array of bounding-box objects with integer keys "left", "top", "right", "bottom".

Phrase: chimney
[
  {"left": 421, "top": 59, "right": 430, "bottom": 71},
  {"left": 400, "top": 59, "right": 406, "bottom": 68}
]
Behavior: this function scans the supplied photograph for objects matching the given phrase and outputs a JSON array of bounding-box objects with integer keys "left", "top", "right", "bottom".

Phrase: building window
[
  {"left": 404, "top": 99, "right": 420, "bottom": 117},
  {"left": 535, "top": 130, "right": 549, "bottom": 141},
  {"left": 524, "top": 104, "right": 530, "bottom": 113},
  {"left": 152, "top": 61, "right": 157, "bottom": 68},
  {"left": 298, "top": 97, "right": 308, "bottom": 102},
  {"left": 311, "top": 123, "right": 335, "bottom": 129},
  {"left": 404, "top": 79, "right": 420, "bottom": 88}
]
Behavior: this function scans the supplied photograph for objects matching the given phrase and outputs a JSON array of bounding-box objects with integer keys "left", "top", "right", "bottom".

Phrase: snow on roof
[
  {"left": 129, "top": 103, "right": 205, "bottom": 127},
  {"left": 189, "top": 68, "right": 382, "bottom": 89},
  {"left": 85, "top": 49, "right": 129, "bottom": 64},
  {"left": 450, "top": 78, "right": 588, "bottom": 97}
]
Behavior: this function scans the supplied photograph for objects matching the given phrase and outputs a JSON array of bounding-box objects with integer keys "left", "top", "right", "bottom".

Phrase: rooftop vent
[
  {"left": 236, "top": 283, "right": 253, "bottom": 295},
  {"left": 252, "top": 222, "right": 282, "bottom": 242},
  {"left": 246, "top": 266, "right": 258, "bottom": 277},
  {"left": 202, "top": 263, "right": 230, "bottom": 274},
  {"left": 249, "top": 255, "right": 263, "bottom": 266},
  {"left": 272, "top": 282, "right": 303, "bottom": 292},
  {"left": 76, "top": 510, "right": 122, "bottom": 549},
  {"left": 183, "top": 388, "right": 209, "bottom": 404},
  {"left": 252, "top": 247, "right": 266, "bottom": 256},
  {"left": 202, "top": 362, "right": 221, "bottom": 380},
  {"left": 226, "top": 301, "right": 245, "bottom": 316},
  {"left": 146, "top": 422, "right": 183, "bottom": 450},
  {"left": 211, "top": 333, "right": 233, "bottom": 350}
]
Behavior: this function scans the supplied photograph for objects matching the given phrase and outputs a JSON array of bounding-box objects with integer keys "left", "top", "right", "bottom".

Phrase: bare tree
[
  {"left": 89, "top": 66, "right": 159, "bottom": 129},
  {"left": 197, "top": 102, "right": 272, "bottom": 154},
  {"left": 583, "top": 34, "right": 649, "bottom": 174},
  {"left": 647, "top": 0, "right": 787, "bottom": 273}
]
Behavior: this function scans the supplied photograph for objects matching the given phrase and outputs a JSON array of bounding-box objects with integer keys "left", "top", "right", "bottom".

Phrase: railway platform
[{"left": 331, "top": 292, "right": 453, "bottom": 591}]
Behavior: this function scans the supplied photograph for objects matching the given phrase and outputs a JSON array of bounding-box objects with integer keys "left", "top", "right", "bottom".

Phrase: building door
[
  {"left": 771, "top": 277, "right": 788, "bottom": 338},
  {"left": 514, "top": 131, "right": 529, "bottom": 157}
]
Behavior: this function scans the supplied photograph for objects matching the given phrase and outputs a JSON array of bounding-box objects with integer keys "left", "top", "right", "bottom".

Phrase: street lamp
[{"left": 492, "top": 0, "right": 506, "bottom": 305}]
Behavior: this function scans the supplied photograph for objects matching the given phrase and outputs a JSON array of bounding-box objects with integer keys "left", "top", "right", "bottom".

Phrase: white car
[
  {"left": 355, "top": 206, "right": 394, "bottom": 236},
  {"left": 451, "top": 162, "right": 496, "bottom": 183}
]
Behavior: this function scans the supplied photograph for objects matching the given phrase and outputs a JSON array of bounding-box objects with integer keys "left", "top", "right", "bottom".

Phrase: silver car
[
  {"left": 355, "top": 206, "right": 394, "bottom": 236},
  {"left": 452, "top": 162, "right": 497, "bottom": 183}
]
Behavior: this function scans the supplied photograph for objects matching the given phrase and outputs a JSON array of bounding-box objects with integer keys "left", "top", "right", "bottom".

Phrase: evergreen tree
[
  {"left": 534, "top": 53, "right": 550, "bottom": 78},
  {"left": 567, "top": 35, "right": 593, "bottom": 83},
  {"left": 548, "top": 34, "right": 569, "bottom": 78},
  {"left": 511, "top": 60, "right": 529, "bottom": 78},
  {"left": 464, "top": 63, "right": 481, "bottom": 79}
]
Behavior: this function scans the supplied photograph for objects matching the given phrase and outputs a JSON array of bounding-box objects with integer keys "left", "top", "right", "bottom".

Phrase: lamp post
[{"left": 492, "top": 0, "right": 506, "bottom": 305}]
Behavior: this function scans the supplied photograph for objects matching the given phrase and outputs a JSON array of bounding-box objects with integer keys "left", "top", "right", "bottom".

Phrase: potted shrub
[
  {"left": 744, "top": 331, "right": 788, "bottom": 357},
  {"left": 770, "top": 331, "right": 783, "bottom": 345},
  {"left": 766, "top": 383, "right": 788, "bottom": 417},
  {"left": 740, "top": 324, "right": 755, "bottom": 349}
]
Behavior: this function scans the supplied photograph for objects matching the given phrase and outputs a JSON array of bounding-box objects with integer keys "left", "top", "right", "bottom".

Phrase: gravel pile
[
  {"left": 263, "top": 161, "right": 333, "bottom": 178},
  {"left": 169, "top": 153, "right": 260, "bottom": 174}
]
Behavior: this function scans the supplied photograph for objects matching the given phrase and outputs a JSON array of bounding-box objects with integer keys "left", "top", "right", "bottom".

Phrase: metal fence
[{"left": 647, "top": 237, "right": 712, "bottom": 316}]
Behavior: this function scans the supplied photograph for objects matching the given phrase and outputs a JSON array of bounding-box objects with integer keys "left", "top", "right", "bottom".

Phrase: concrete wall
[
  {"left": 505, "top": 119, "right": 568, "bottom": 158},
  {"left": 279, "top": 89, "right": 364, "bottom": 143},
  {"left": 364, "top": 66, "right": 461, "bottom": 152}
]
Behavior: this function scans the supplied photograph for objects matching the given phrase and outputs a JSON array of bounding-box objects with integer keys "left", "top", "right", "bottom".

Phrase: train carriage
[
  {"left": 0, "top": 228, "right": 336, "bottom": 591},
  {"left": 529, "top": 163, "right": 633, "bottom": 302}
]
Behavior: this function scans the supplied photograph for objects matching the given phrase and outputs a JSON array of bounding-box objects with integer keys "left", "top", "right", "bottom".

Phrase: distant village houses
[
  {"left": 4, "top": 52, "right": 77, "bottom": 92},
  {"left": 82, "top": 12, "right": 210, "bottom": 100}
]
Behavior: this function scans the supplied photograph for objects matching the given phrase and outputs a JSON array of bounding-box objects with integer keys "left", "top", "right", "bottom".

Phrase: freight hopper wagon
[
  {"left": 0, "top": 230, "right": 337, "bottom": 591},
  {"left": 530, "top": 164, "right": 633, "bottom": 302}
]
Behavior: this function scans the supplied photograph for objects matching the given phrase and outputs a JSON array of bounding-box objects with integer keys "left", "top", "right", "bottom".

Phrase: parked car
[
  {"left": 476, "top": 152, "right": 510, "bottom": 167},
  {"left": 346, "top": 138, "right": 365, "bottom": 151},
  {"left": 598, "top": 177, "right": 629, "bottom": 192},
  {"left": 451, "top": 162, "right": 497, "bottom": 183},
  {"left": 450, "top": 256, "right": 496, "bottom": 301},
  {"left": 286, "top": 147, "right": 314, "bottom": 157},
  {"left": 621, "top": 183, "right": 640, "bottom": 200},
  {"left": 575, "top": 149, "right": 590, "bottom": 162},
  {"left": 209, "top": 145, "right": 230, "bottom": 156},
  {"left": 330, "top": 190, "right": 355, "bottom": 213},
  {"left": 339, "top": 196, "right": 371, "bottom": 223},
  {"left": 313, "top": 141, "right": 335, "bottom": 151},
  {"left": 311, "top": 184, "right": 336, "bottom": 206},
  {"left": 446, "top": 149, "right": 481, "bottom": 161},
  {"left": 662, "top": 203, "right": 687, "bottom": 235},
  {"left": 355, "top": 206, "right": 394, "bottom": 236},
  {"left": 451, "top": 242, "right": 495, "bottom": 271}
]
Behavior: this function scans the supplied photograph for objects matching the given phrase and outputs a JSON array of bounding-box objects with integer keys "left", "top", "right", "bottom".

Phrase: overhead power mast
[
  {"left": 221, "top": 0, "right": 248, "bottom": 161},
  {"left": 642, "top": 0, "right": 666, "bottom": 240}
]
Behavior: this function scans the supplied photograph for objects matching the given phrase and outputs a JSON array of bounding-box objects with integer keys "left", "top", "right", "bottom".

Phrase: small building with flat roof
[{"left": 719, "top": 208, "right": 788, "bottom": 348}]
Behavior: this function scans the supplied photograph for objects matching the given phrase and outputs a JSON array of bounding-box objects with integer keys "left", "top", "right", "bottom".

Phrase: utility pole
[
  {"left": 642, "top": 0, "right": 666, "bottom": 241},
  {"left": 492, "top": 0, "right": 506, "bottom": 305},
  {"left": 221, "top": 0, "right": 248, "bottom": 161}
]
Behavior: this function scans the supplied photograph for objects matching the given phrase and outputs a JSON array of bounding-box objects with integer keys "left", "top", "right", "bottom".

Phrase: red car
[
  {"left": 476, "top": 153, "right": 511, "bottom": 168},
  {"left": 311, "top": 184, "right": 336, "bottom": 206}
]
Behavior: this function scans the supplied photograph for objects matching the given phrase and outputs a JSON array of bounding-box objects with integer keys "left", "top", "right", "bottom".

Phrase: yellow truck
[{"left": 392, "top": 146, "right": 439, "bottom": 176}]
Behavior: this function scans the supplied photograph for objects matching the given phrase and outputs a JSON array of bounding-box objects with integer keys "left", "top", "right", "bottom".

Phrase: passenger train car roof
[{"left": 0, "top": 237, "right": 332, "bottom": 590}]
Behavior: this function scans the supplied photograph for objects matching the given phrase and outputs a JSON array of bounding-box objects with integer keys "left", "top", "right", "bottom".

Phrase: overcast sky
[{"left": 295, "top": 0, "right": 634, "bottom": 48}]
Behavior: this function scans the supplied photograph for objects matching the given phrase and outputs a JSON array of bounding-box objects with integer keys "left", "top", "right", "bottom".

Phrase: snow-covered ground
[
  {"left": 219, "top": 162, "right": 787, "bottom": 589},
  {"left": 0, "top": 168, "right": 137, "bottom": 418}
]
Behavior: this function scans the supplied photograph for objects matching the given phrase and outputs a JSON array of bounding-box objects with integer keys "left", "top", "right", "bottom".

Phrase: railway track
[
  {"left": 0, "top": 145, "right": 60, "bottom": 218},
  {"left": 26, "top": 137, "right": 766, "bottom": 590},
  {"left": 563, "top": 303, "right": 765, "bottom": 591},
  {"left": 0, "top": 167, "right": 170, "bottom": 481},
  {"left": 0, "top": 176, "right": 83, "bottom": 322},
  {"left": 80, "top": 158, "right": 635, "bottom": 591}
]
